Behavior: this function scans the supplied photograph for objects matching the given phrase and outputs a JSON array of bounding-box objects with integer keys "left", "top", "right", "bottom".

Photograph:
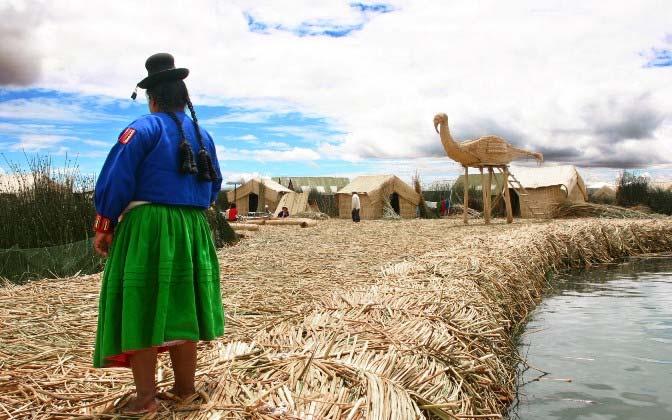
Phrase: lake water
[{"left": 511, "top": 257, "right": 672, "bottom": 420}]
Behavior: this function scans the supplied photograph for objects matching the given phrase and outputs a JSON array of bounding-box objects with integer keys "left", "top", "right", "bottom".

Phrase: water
[{"left": 511, "top": 257, "right": 672, "bottom": 420}]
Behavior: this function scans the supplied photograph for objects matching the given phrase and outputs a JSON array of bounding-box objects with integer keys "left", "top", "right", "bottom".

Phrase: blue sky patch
[
  {"left": 245, "top": 2, "right": 395, "bottom": 38},
  {"left": 0, "top": 88, "right": 354, "bottom": 180},
  {"left": 349, "top": 3, "right": 395, "bottom": 14},
  {"left": 644, "top": 48, "right": 672, "bottom": 67}
]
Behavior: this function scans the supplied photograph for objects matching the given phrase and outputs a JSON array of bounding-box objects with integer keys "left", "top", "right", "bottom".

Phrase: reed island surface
[{"left": 1, "top": 217, "right": 671, "bottom": 419}]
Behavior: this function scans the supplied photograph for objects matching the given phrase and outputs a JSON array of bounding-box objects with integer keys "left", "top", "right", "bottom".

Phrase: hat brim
[{"left": 137, "top": 68, "right": 189, "bottom": 89}]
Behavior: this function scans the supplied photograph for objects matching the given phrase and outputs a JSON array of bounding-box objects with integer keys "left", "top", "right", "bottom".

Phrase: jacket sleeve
[
  {"left": 93, "top": 121, "right": 155, "bottom": 232},
  {"left": 206, "top": 131, "right": 223, "bottom": 206}
]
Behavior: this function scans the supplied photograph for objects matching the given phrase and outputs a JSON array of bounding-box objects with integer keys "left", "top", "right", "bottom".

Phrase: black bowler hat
[{"left": 137, "top": 53, "right": 189, "bottom": 89}]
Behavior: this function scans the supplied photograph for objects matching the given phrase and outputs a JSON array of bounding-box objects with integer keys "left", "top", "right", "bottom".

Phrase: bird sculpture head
[{"left": 433, "top": 113, "right": 448, "bottom": 133}]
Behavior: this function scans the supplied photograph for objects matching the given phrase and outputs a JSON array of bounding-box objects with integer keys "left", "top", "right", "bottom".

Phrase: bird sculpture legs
[
  {"left": 502, "top": 166, "right": 513, "bottom": 224},
  {"left": 463, "top": 166, "right": 469, "bottom": 225},
  {"left": 481, "top": 167, "right": 492, "bottom": 224}
]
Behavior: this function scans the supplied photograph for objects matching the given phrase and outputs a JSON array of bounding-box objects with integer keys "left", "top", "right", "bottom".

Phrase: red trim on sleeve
[{"left": 93, "top": 214, "right": 114, "bottom": 233}]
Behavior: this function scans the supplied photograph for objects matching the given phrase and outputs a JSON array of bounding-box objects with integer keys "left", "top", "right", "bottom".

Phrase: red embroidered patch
[{"left": 118, "top": 128, "right": 136, "bottom": 144}]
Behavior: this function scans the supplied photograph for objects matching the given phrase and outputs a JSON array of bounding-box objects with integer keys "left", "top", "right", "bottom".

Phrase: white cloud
[
  {"left": 82, "top": 139, "right": 110, "bottom": 147},
  {"left": 0, "top": 97, "right": 124, "bottom": 122},
  {"left": 204, "top": 111, "right": 277, "bottom": 124},
  {"left": 263, "top": 141, "right": 290, "bottom": 149},
  {"left": 11, "top": 134, "right": 73, "bottom": 151},
  {"left": 264, "top": 125, "right": 343, "bottom": 144},
  {"left": 5, "top": 0, "right": 672, "bottom": 177},
  {"left": 217, "top": 145, "right": 320, "bottom": 162},
  {"left": 239, "top": 134, "right": 258, "bottom": 141}
]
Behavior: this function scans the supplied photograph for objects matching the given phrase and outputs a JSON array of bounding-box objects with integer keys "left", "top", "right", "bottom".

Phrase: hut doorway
[
  {"left": 389, "top": 192, "right": 400, "bottom": 215},
  {"left": 248, "top": 193, "right": 259, "bottom": 213},
  {"left": 510, "top": 188, "right": 521, "bottom": 217}
]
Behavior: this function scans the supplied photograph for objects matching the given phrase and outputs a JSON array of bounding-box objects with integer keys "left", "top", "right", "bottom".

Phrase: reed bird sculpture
[
  {"left": 433, "top": 112, "right": 544, "bottom": 225},
  {"left": 433, "top": 113, "right": 543, "bottom": 166}
]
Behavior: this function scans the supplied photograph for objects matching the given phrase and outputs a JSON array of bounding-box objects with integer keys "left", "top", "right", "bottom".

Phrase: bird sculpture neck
[{"left": 438, "top": 118, "right": 477, "bottom": 165}]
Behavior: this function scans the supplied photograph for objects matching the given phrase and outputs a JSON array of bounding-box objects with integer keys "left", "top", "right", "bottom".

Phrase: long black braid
[
  {"left": 186, "top": 97, "right": 218, "bottom": 181},
  {"left": 146, "top": 80, "right": 218, "bottom": 181}
]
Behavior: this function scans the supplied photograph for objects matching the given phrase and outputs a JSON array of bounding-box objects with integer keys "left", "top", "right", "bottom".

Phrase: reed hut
[
  {"left": 226, "top": 178, "right": 291, "bottom": 215},
  {"left": 336, "top": 175, "right": 420, "bottom": 219},
  {"left": 275, "top": 177, "right": 350, "bottom": 194},
  {"left": 510, "top": 165, "right": 587, "bottom": 218},
  {"left": 589, "top": 185, "right": 617, "bottom": 204}
]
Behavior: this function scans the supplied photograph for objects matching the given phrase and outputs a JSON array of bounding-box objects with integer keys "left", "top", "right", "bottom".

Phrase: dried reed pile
[
  {"left": 1, "top": 219, "right": 671, "bottom": 419},
  {"left": 551, "top": 201, "right": 664, "bottom": 219}
]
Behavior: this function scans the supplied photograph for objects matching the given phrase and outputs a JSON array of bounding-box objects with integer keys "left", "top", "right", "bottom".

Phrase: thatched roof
[
  {"left": 275, "top": 177, "right": 350, "bottom": 194},
  {"left": 274, "top": 192, "right": 310, "bottom": 215},
  {"left": 590, "top": 185, "right": 616, "bottom": 201},
  {"left": 510, "top": 165, "right": 588, "bottom": 200},
  {"left": 337, "top": 175, "right": 421, "bottom": 205},
  {"left": 226, "top": 177, "right": 292, "bottom": 202}
]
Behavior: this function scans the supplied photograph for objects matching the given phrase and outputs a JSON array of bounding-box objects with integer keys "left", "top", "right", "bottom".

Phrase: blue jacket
[{"left": 94, "top": 111, "right": 222, "bottom": 228}]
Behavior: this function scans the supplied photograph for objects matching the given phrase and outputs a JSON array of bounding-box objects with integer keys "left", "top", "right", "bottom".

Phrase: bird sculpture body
[{"left": 433, "top": 113, "right": 543, "bottom": 166}]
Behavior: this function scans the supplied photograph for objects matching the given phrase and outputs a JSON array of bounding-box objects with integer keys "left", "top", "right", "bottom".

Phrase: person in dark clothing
[{"left": 277, "top": 206, "right": 289, "bottom": 218}]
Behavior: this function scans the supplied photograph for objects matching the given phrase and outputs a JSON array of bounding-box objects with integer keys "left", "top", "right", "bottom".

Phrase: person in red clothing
[{"left": 227, "top": 203, "right": 238, "bottom": 221}]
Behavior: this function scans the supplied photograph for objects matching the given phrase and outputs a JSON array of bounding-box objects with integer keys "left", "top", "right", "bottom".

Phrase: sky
[{"left": 1, "top": 0, "right": 671, "bottom": 187}]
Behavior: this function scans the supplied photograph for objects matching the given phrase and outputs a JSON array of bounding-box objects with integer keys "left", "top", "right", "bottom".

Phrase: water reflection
[{"left": 511, "top": 258, "right": 672, "bottom": 420}]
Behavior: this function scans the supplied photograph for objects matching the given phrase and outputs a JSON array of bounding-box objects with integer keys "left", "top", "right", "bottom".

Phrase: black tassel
[
  {"left": 197, "top": 149, "right": 215, "bottom": 181},
  {"left": 209, "top": 163, "right": 219, "bottom": 182},
  {"left": 131, "top": 86, "right": 138, "bottom": 100},
  {"left": 179, "top": 139, "right": 197, "bottom": 174}
]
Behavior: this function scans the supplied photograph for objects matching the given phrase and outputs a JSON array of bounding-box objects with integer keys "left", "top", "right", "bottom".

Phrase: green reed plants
[
  {"left": 0, "top": 154, "right": 95, "bottom": 249},
  {"left": 616, "top": 171, "right": 672, "bottom": 215}
]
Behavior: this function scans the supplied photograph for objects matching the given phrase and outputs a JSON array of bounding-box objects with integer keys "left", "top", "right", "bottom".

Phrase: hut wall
[
  {"left": 359, "top": 197, "right": 382, "bottom": 220},
  {"left": 338, "top": 195, "right": 380, "bottom": 219},
  {"left": 232, "top": 195, "right": 280, "bottom": 215},
  {"left": 337, "top": 195, "right": 350, "bottom": 218},
  {"left": 568, "top": 185, "right": 586, "bottom": 202},
  {"left": 234, "top": 197, "right": 249, "bottom": 215},
  {"left": 338, "top": 195, "right": 418, "bottom": 219},
  {"left": 519, "top": 186, "right": 566, "bottom": 218},
  {"left": 398, "top": 197, "right": 417, "bottom": 219}
]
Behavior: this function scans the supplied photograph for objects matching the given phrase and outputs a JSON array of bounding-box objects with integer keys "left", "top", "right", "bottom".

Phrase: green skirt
[{"left": 93, "top": 204, "right": 225, "bottom": 368}]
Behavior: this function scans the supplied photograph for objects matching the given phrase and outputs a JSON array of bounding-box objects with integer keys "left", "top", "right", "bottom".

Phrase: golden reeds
[
  {"left": 1, "top": 218, "right": 671, "bottom": 419},
  {"left": 551, "top": 201, "right": 665, "bottom": 219}
]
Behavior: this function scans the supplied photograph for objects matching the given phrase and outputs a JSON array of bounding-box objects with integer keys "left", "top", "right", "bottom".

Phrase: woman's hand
[{"left": 93, "top": 232, "right": 114, "bottom": 257}]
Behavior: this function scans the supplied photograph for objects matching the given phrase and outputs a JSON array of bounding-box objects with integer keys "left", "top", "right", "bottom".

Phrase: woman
[
  {"left": 92, "top": 53, "right": 224, "bottom": 414},
  {"left": 227, "top": 203, "right": 238, "bottom": 221}
]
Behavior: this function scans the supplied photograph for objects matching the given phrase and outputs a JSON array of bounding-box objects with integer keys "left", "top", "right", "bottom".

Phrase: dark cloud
[
  {"left": 0, "top": 3, "right": 44, "bottom": 85},
  {"left": 543, "top": 95, "right": 670, "bottom": 168},
  {"left": 573, "top": 150, "right": 667, "bottom": 168},
  {"left": 586, "top": 95, "right": 665, "bottom": 142},
  {"left": 537, "top": 145, "right": 583, "bottom": 161}
]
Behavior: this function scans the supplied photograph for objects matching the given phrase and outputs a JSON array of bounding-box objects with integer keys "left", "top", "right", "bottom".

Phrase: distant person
[
  {"left": 277, "top": 206, "right": 290, "bottom": 218},
  {"left": 227, "top": 203, "right": 237, "bottom": 221},
  {"left": 351, "top": 192, "right": 361, "bottom": 222},
  {"left": 92, "top": 53, "right": 224, "bottom": 415}
]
